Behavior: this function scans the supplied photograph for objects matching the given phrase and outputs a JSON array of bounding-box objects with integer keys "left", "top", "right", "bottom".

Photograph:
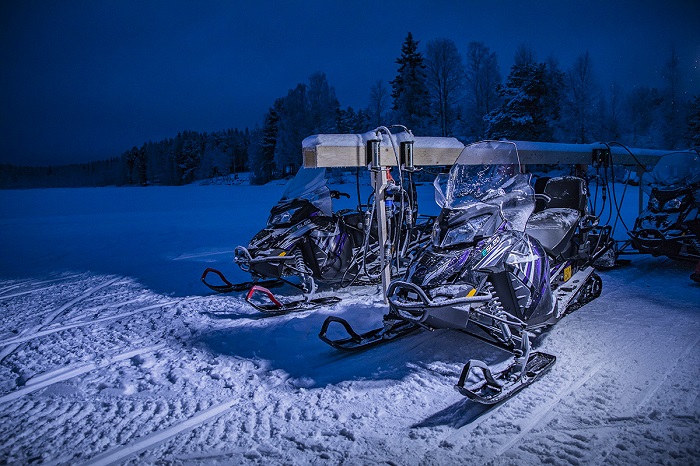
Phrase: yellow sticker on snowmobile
[
  {"left": 467, "top": 288, "right": 477, "bottom": 297},
  {"left": 563, "top": 265, "right": 572, "bottom": 282},
  {"left": 278, "top": 251, "right": 287, "bottom": 257}
]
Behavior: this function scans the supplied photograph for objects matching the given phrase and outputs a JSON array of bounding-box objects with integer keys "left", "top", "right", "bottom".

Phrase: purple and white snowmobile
[
  {"left": 203, "top": 166, "right": 432, "bottom": 313},
  {"left": 320, "top": 141, "right": 613, "bottom": 404}
]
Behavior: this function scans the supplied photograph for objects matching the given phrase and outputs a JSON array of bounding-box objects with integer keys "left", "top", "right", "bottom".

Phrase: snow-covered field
[{"left": 0, "top": 180, "right": 698, "bottom": 465}]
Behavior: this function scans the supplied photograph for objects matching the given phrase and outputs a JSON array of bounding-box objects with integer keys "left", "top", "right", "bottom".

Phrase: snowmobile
[
  {"left": 202, "top": 165, "right": 433, "bottom": 313},
  {"left": 319, "top": 141, "right": 613, "bottom": 404},
  {"left": 629, "top": 151, "right": 700, "bottom": 262}
]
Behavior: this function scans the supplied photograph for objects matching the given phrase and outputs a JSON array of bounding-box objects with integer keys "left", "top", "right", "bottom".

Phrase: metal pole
[{"left": 367, "top": 138, "right": 390, "bottom": 303}]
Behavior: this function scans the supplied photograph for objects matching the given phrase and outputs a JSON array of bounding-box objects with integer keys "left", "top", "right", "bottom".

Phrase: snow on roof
[{"left": 302, "top": 132, "right": 464, "bottom": 150}]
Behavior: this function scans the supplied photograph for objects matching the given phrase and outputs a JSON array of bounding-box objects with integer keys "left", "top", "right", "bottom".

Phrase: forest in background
[{"left": 2, "top": 33, "right": 699, "bottom": 189}]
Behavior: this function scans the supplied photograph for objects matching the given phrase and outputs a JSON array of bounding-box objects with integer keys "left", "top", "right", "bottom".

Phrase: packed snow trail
[{"left": 0, "top": 185, "right": 698, "bottom": 465}]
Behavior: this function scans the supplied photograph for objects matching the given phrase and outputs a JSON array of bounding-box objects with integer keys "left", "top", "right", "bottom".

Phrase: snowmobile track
[
  {"left": 0, "top": 344, "right": 165, "bottom": 405},
  {"left": 632, "top": 333, "right": 700, "bottom": 414},
  {"left": 0, "top": 277, "right": 120, "bottom": 363},
  {"left": 0, "top": 274, "right": 84, "bottom": 300},
  {"left": 491, "top": 362, "right": 603, "bottom": 457},
  {"left": 0, "top": 300, "right": 179, "bottom": 347},
  {"left": 80, "top": 398, "right": 240, "bottom": 466}
]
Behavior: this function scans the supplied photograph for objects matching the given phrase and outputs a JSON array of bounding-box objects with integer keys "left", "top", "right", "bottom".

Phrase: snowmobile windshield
[
  {"left": 434, "top": 141, "right": 535, "bottom": 232},
  {"left": 279, "top": 167, "right": 332, "bottom": 216},
  {"left": 641, "top": 152, "right": 700, "bottom": 194}
]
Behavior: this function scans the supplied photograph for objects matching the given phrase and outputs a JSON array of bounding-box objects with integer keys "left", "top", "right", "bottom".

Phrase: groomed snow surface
[{"left": 0, "top": 181, "right": 698, "bottom": 465}]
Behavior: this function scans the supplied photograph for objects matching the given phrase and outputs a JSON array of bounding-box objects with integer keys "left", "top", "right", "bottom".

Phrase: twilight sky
[{"left": 1, "top": 0, "right": 699, "bottom": 166}]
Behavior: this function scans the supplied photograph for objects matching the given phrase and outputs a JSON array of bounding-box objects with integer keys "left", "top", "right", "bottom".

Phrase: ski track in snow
[
  {"left": 0, "top": 259, "right": 700, "bottom": 464},
  {"left": 1, "top": 184, "right": 699, "bottom": 465}
]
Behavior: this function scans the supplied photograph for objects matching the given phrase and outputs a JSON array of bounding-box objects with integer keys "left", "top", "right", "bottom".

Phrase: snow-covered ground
[{"left": 0, "top": 179, "right": 698, "bottom": 465}]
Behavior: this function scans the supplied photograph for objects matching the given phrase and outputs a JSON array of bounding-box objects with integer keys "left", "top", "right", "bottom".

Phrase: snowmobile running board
[
  {"left": 454, "top": 351, "right": 556, "bottom": 404},
  {"left": 245, "top": 285, "right": 341, "bottom": 315},
  {"left": 553, "top": 266, "right": 602, "bottom": 317},
  {"left": 318, "top": 315, "right": 421, "bottom": 351},
  {"left": 201, "top": 267, "right": 282, "bottom": 294}
]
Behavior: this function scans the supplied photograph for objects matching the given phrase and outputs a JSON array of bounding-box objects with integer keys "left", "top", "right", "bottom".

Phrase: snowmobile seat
[
  {"left": 541, "top": 176, "right": 587, "bottom": 213},
  {"left": 526, "top": 208, "right": 580, "bottom": 257},
  {"left": 525, "top": 177, "right": 587, "bottom": 257}
]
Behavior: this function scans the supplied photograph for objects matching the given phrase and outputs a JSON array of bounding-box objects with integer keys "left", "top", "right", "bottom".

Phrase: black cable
[
  {"left": 602, "top": 142, "right": 632, "bottom": 236},
  {"left": 355, "top": 166, "right": 361, "bottom": 212}
]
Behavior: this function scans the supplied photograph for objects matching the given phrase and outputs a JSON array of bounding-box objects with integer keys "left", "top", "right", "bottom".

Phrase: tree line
[{"left": 3, "top": 33, "right": 699, "bottom": 189}]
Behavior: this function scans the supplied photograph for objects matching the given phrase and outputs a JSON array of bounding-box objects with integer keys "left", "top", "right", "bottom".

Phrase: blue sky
[{"left": 1, "top": 0, "right": 698, "bottom": 165}]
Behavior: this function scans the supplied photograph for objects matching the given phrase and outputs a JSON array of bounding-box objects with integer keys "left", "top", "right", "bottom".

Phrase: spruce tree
[
  {"left": 391, "top": 32, "right": 430, "bottom": 133},
  {"left": 485, "top": 59, "right": 553, "bottom": 141}
]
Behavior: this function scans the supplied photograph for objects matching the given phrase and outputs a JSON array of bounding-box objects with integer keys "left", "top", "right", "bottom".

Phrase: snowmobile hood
[
  {"left": 278, "top": 167, "right": 332, "bottom": 216},
  {"left": 433, "top": 141, "right": 535, "bottom": 233},
  {"left": 642, "top": 152, "right": 700, "bottom": 194},
  {"left": 404, "top": 246, "right": 481, "bottom": 289}
]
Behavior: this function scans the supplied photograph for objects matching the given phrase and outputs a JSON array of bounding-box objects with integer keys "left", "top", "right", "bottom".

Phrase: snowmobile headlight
[
  {"left": 440, "top": 214, "right": 491, "bottom": 248},
  {"left": 665, "top": 197, "right": 682, "bottom": 211},
  {"left": 649, "top": 197, "right": 661, "bottom": 212},
  {"left": 268, "top": 207, "right": 300, "bottom": 226}
]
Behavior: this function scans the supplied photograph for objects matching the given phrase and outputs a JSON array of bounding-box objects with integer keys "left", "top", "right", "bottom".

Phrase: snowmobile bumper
[
  {"left": 234, "top": 245, "right": 298, "bottom": 277},
  {"left": 387, "top": 280, "right": 493, "bottom": 330},
  {"left": 628, "top": 228, "right": 699, "bottom": 261},
  {"left": 628, "top": 228, "right": 667, "bottom": 255}
]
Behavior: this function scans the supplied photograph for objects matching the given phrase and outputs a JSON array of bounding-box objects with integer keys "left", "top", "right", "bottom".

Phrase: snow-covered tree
[
  {"left": 367, "top": 80, "right": 389, "bottom": 127},
  {"left": 337, "top": 106, "right": 369, "bottom": 134},
  {"left": 308, "top": 72, "right": 340, "bottom": 134},
  {"left": 249, "top": 99, "right": 282, "bottom": 184},
  {"left": 274, "top": 73, "right": 340, "bottom": 175},
  {"left": 274, "top": 83, "right": 310, "bottom": 175},
  {"left": 125, "top": 146, "right": 138, "bottom": 185},
  {"left": 601, "top": 81, "right": 624, "bottom": 141},
  {"left": 624, "top": 86, "right": 663, "bottom": 147},
  {"left": 176, "top": 131, "right": 203, "bottom": 184},
  {"left": 542, "top": 56, "right": 566, "bottom": 140},
  {"left": 391, "top": 32, "right": 430, "bottom": 134},
  {"left": 137, "top": 144, "right": 147, "bottom": 186},
  {"left": 686, "top": 95, "right": 700, "bottom": 148},
  {"left": 425, "top": 38, "right": 464, "bottom": 136},
  {"left": 562, "top": 51, "right": 601, "bottom": 143},
  {"left": 661, "top": 47, "right": 685, "bottom": 149},
  {"left": 463, "top": 41, "right": 502, "bottom": 140},
  {"left": 485, "top": 47, "right": 554, "bottom": 141}
]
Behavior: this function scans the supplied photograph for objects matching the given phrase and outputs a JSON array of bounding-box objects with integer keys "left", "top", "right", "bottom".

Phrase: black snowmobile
[
  {"left": 202, "top": 166, "right": 433, "bottom": 313},
  {"left": 629, "top": 151, "right": 700, "bottom": 262},
  {"left": 320, "top": 141, "right": 613, "bottom": 404}
]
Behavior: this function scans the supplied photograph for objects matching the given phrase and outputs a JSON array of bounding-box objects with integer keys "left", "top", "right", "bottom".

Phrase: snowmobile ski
[
  {"left": 454, "top": 351, "right": 556, "bottom": 404},
  {"left": 318, "top": 314, "right": 420, "bottom": 351},
  {"left": 201, "top": 267, "right": 282, "bottom": 294},
  {"left": 245, "top": 285, "right": 340, "bottom": 315}
]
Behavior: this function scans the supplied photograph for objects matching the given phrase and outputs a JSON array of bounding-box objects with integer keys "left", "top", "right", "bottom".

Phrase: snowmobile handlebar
[{"left": 330, "top": 190, "right": 351, "bottom": 199}]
